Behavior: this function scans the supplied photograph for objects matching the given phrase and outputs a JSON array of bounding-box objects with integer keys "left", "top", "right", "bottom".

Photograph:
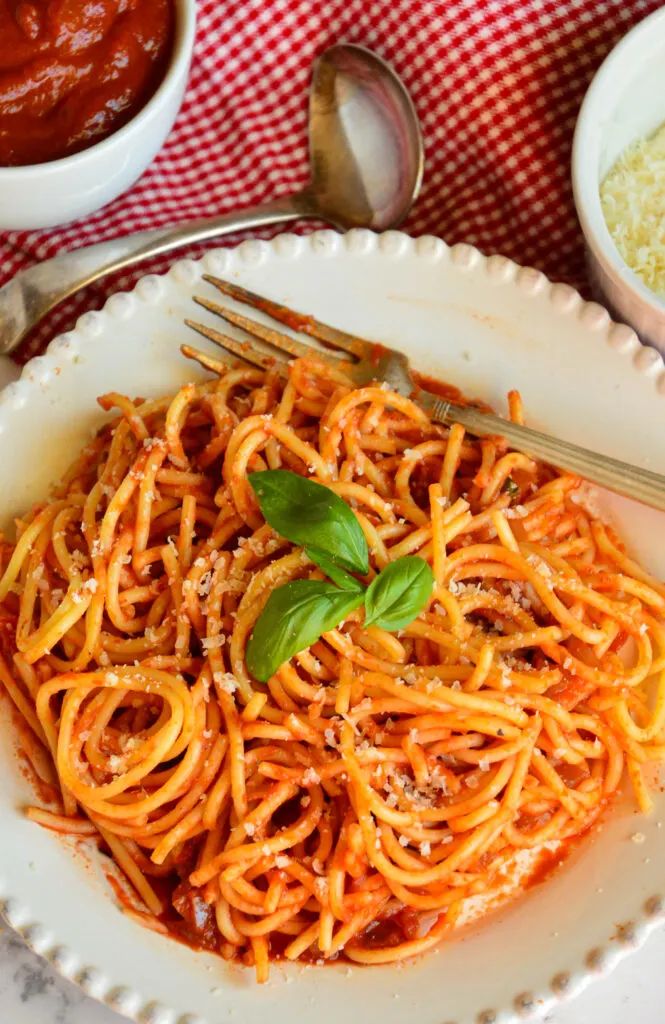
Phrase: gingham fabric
[{"left": 1, "top": 0, "right": 661, "bottom": 361}]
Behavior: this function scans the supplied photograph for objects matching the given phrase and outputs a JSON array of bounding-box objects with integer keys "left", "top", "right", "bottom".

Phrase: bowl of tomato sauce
[{"left": 0, "top": 0, "right": 196, "bottom": 229}]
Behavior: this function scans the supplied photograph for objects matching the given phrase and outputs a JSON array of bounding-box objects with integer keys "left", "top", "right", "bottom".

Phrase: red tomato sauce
[
  {"left": 0, "top": 0, "right": 174, "bottom": 166},
  {"left": 411, "top": 370, "right": 494, "bottom": 413}
]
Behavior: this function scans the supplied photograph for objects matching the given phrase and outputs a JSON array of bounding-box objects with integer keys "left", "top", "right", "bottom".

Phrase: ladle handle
[{"left": 0, "top": 194, "right": 308, "bottom": 355}]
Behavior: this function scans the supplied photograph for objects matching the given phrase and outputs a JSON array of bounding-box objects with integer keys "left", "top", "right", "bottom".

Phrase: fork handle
[{"left": 429, "top": 397, "right": 665, "bottom": 512}]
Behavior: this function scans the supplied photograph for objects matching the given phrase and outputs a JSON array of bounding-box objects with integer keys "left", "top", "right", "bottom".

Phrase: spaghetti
[{"left": 1, "top": 356, "right": 664, "bottom": 981}]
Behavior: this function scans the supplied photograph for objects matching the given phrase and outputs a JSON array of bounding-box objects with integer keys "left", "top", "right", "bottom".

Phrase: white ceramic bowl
[
  {"left": 0, "top": 0, "right": 196, "bottom": 231},
  {"left": 572, "top": 7, "right": 665, "bottom": 353},
  {"left": 2, "top": 231, "right": 665, "bottom": 1024}
]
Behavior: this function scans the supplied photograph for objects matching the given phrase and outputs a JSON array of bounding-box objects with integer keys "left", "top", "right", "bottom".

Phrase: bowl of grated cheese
[{"left": 572, "top": 6, "right": 665, "bottom": 353}]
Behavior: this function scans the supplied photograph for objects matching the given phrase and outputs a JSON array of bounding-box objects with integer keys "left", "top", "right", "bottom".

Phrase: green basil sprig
[
  {"left": 248, "top": 469, "right": 368, "bottom": 574},
  {"left": 364, "top": 556, "right": 434, "bottom": 631},
  {"left": 245, "top": 470, "right": 433, "bottom": 683},
  {"left": 246, "top": 580, "right": 365, "bottom": 683},
  {"left": 305, "top": 547, "right": 365, "bottom": 593}
]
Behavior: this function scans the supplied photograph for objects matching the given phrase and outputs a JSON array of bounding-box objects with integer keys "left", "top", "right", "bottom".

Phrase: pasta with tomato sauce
[{"left": 0, "top": 356, "right": 664, "bottom": 981}]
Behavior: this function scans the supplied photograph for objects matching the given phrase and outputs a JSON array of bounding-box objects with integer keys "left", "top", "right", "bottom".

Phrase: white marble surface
[{"left": 1, "top": 918, "right": 663, "bottom": 1024}]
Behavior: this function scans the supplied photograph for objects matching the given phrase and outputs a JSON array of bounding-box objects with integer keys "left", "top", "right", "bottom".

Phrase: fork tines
[
  {"left": 201, "top": 276, "right": 369, "bottom": 359},
  {"left": 182, "top": 275, "right": 371, "bottom": 376}
]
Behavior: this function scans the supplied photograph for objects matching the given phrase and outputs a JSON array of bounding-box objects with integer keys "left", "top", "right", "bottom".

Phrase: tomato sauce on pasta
[{"left": 1, "top": 356, "right": 664, "bottom": 981}]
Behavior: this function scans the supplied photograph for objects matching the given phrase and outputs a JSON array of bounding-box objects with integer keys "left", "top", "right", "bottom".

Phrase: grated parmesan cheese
[
  {"left": 601, "top": 123, "right": 665, "bottom": 295},
  {"left": 213, "top": 672, "right": 238, "bottom": 694}
]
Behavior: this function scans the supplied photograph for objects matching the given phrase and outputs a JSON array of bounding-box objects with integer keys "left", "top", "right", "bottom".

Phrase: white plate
[{"left": 1, "top": 230, "right": 665, "bottom": 1024}]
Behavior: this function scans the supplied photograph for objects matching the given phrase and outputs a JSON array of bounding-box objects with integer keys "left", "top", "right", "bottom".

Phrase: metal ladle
[{"left": 0, "top": 44, "right": 424, "bottom": 355}]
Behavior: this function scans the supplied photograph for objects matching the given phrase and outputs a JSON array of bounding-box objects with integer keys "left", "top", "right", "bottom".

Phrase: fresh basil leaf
[
  {"left": 306, "top": 547, "right": 365, "bottom": 593},
  {"left": 503, "top": 477, "right": 520, "bottom": 498},
  {"left": 246, "top": 579, "right": 365, "bottom": 683},
  {"left": 363, "top": 556, "right": 434, "bottom": 631},
  {"left": 248, "top": 469, "right": 368, "bottom": 574}
]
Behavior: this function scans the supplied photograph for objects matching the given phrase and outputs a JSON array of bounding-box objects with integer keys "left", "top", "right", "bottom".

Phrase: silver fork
[{"left": 182, "top": 276, "right": 665, "bottom": 513}]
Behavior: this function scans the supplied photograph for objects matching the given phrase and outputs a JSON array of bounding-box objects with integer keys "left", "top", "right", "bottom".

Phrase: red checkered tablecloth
[{"left": 1, "top": 0, "right": 661, "bottom": 361}]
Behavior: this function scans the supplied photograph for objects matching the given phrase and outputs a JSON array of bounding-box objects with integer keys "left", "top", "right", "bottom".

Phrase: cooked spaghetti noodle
[{"left": 1, "top": 357, "right": 664, "bottom": 981}]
